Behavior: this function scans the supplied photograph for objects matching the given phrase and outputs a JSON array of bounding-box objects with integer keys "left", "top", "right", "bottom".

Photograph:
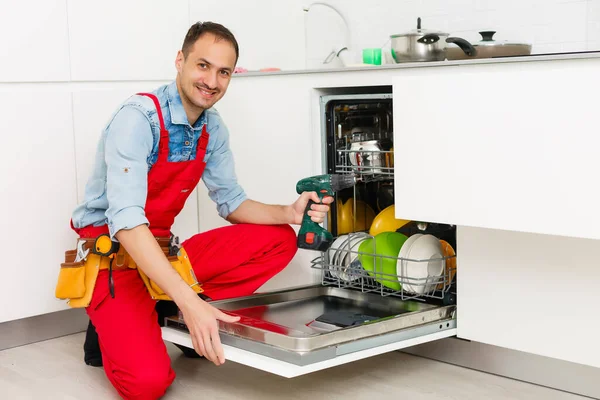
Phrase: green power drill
[{"left": 296, "top": 174, "right": 357, "bottom": 251}]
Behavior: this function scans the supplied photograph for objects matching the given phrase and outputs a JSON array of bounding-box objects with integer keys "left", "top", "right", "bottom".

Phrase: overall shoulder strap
[{"left": 137, "top": 92, "right": 169, "bottom": 162}]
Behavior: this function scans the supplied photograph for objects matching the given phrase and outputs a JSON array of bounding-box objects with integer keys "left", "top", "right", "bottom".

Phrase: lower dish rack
[{"left": 311, "top": 231, "right": 457, "bottom": 304}]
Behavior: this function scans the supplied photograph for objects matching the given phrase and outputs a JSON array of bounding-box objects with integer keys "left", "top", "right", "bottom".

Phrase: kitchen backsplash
[
  {"left": 304, "top": 0, "right": 600, "bottom": 68},
  {"left": 2, "top": 0, "right": 600, "bottom": 83}
]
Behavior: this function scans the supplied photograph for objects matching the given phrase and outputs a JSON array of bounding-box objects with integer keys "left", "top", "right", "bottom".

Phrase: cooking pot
[
  {"left": 446, "top": 31, "right": 532, "bottom": 60},
  {"left": 390, "top": 17, "right": 476, "bottom": 62}
]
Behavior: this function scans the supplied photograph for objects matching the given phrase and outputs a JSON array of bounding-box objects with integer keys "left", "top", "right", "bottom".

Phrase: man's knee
[
  {"left": 117, "top": 365, "right": 175, "bottom": 400},
  {"left": 273, "top": 224, "right": 298, "bottom": 260}
]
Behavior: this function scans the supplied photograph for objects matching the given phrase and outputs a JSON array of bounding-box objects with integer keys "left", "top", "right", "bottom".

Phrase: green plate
[{"left": 358, "top": 232, "right": 408, "bottom": 291}]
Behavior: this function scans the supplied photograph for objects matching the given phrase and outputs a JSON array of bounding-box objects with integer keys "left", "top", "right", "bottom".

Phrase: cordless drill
[{"left": 296, "top": 174, "right": 357, "bottom": 251}]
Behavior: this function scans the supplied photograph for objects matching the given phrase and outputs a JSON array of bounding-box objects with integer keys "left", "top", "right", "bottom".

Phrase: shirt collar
[{"left": 166, "top": 81, "right": 206, "bottom": 130}]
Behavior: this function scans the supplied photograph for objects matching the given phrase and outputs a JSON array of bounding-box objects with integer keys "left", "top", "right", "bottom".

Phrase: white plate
[
  {"left": 396, "top": 234, "right": 422, "bottom": 291},
  {"left": 338, "top": 233, "right": 370, "bottom": 266},
  {"left": 327, "top": 235, "right": 349, "bottom": 279},
  {"left": 337, "top": 234, "right": 371, "bottom": 282},
  {"left": 402, "top": 234, "right": 444, "bottom": 295}
]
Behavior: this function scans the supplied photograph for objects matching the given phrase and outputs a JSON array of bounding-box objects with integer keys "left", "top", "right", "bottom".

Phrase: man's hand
[
  {"left": 290, "top": 192, "right": 334, "bottom": 225},
  {"left": 179, "top": 296, "right": 240, "bottom": 365},
  {"left": 116, "top": 225, "right": 241, "bottom": 365}
]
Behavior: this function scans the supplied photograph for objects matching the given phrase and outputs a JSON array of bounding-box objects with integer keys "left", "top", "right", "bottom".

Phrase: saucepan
[
  {"left": 390, "top": 17, "right": 476, "bottom": 62},
  {"left": 446, "top": 31, "right": 532, "bottom": 60}
]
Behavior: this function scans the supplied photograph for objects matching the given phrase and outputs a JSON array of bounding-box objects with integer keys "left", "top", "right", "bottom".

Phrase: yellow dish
[
  {"left": 337, "top": 199, "right": 376, "bottom": 234},
  {"left": 437, "top": 240, "right": 457, "bottom": 289},
  {"left": 369, "top": 205, "right": 410, "bottom": 236}
]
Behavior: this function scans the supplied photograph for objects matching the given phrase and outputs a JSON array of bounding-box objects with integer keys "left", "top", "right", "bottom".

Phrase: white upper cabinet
[
  {"left": 392, "top": 57, "right": 600, "bottom": 240},
  {"left": 0, "top": 0, "right": 70, "bottom": 82},
  {"left": 67, "top": 0, "right": 189, "bottom": 81}
]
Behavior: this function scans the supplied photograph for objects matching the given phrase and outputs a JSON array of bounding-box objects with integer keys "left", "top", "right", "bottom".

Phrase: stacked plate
[
  {"left": 356, "top": 232, "right": 454, "bottom": 295},
  {"left": 397, "top": 234, "right": 445, "bottom": 295},
  {"left": 326, "top": 233, "right": 371, "bottom": 283}
]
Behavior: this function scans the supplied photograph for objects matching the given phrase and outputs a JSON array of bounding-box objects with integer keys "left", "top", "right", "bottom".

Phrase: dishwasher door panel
[{"left": 161, "top": 285, "right": 456, "bottom": 377}]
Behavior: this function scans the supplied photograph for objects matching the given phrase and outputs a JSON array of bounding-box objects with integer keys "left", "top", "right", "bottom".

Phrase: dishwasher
[{"left": 161, "top": 92, "right": 458, "bottom": 378}]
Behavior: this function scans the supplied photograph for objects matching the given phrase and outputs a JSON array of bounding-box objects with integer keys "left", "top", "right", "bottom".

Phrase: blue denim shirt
[{"left": 71, "top": 81, "right": 247, "bottom": 239}]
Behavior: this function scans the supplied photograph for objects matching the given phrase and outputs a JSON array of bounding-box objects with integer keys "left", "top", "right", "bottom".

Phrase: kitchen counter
[{"left": 232, "top": 51, "right": 600, "bottom": 78}]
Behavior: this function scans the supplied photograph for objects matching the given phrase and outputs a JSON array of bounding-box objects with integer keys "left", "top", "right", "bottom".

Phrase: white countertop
[{"left": 232, "top": 51, "right": 600, "bottom": 78}]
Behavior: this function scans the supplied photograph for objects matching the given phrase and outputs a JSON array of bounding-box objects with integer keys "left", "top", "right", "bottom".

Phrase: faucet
[{"left": 303, "top": 2, "right": 353, "bottom": 66}]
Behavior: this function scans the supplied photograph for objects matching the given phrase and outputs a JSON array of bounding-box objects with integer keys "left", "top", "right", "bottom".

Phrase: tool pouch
[
  {"left": 137, "top": 247, "right": 203, "bottom": 301},
  {"left": 55, "top": 250, "right": 86, "bottom": 299},
  {"left": 55, "top": 250, "right": 102, "bottom": 308}
]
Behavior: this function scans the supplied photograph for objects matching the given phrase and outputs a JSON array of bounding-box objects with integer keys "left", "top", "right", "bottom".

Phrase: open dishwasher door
[{"left": 161, "top": 285, "right": 456, "bottom": 378}]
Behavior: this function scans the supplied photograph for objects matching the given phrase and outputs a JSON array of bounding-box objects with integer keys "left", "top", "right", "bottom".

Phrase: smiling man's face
[{"left": 175, "top": 32, "right": 237, "bottom": 123}]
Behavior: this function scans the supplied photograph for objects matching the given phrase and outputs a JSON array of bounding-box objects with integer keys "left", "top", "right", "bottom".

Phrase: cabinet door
[
  {"left": 195, "top": 75, "right": 322, "bottom": 291},
  {"left": 0, "top": 0, "right": 70, "bottom": 82},
  {"left": 457, "top": 225, "right": 600, "bottom": 369},
  {"left": 67, "top": 0, "right": 189, "bottom": 81},
  {"left": 392, "top": 57, "right": 600, "bottom": 240},
  {"left": 0, "top": 90, "right": 76, "bottom": 323}
]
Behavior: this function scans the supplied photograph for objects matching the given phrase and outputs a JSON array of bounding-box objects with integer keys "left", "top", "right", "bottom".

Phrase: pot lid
[
  {"left": 472, "top": 31, "right": 531, "bottom": 47},
  {"left": 390, "top": 17, "right": 447, "bottom": 38}
]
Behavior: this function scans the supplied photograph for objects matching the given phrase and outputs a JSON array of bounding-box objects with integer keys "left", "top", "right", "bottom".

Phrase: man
[{"left": 65, "top": 21, "right": 332, "bottom": 399}]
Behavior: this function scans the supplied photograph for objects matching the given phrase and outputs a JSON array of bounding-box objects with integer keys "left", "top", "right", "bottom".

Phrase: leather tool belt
[{"left": 55, "top": 234, "right": 203, "bottom": 308}]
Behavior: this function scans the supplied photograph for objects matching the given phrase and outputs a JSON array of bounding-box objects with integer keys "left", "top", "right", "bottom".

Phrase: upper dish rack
[
  {"left": 335, "top": 146, "right": 394, "bottom": 179},
  {"left": 310, "top": 232, "right": 457, "bottom": 304}
]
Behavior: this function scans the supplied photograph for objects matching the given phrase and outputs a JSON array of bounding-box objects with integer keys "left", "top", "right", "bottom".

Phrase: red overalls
[{"left": 73, "top": 93, "right": 297, "bottom": 400}]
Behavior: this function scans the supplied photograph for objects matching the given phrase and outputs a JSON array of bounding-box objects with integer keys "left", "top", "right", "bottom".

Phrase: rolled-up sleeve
[
  {"left": 202, "top": 121, "right": 247, "bottom": 219},
  {"left": 104, "top": 105, "right": 154, "bottom": 239}
]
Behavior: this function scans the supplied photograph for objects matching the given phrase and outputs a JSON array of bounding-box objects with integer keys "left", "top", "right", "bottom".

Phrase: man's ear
[{"left": 175, "top": 50, "right": 184, "bottom": 73}]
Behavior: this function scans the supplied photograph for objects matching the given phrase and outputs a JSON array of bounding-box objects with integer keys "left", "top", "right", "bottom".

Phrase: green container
[{"left": 362, "top": 48, "right": 382, "bottom": 65}]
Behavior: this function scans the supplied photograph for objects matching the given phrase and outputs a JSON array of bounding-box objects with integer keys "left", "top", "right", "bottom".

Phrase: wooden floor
[{"left": 0, "top": 332, "right": 588, "bottom": 400}]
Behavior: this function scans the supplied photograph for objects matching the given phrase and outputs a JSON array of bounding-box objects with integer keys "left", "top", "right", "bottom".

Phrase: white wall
[
  {"left": 0, "top": 0, "right": 194, "bottom": 323},
  {"left": 305, "top": 0, "right": 600, "bottom": 68}
]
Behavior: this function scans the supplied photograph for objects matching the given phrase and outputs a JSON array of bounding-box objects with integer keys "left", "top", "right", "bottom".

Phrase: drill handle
[{"left": 297, "top": 198, "right": 333, "bottom": 251}]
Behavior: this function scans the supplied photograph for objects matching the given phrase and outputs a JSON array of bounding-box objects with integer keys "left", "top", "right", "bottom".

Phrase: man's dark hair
[{"left": 182, "top": 21, "right": 239, "bottom": 63}]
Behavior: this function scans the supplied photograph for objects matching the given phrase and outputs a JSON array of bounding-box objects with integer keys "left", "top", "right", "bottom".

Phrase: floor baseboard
[
  {"left": 0, "top": 309, "right": 88, "bottom": 351},
  {"left": 403, "top": 338, "right": 600, "bottom": 399}
]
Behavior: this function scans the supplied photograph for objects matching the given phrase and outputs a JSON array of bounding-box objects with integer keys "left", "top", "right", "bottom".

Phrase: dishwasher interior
[{"left": 313, "top": 92, "right": 457, "bottom": 307}]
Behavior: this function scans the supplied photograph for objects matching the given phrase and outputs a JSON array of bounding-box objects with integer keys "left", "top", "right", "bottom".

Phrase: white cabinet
[
  {"left": 392, "top": 57, "right": 600, "bottom": 241},
  {"left": 0, "top": 0, "right": 70, "bottom": 82},
  {"left": 189, "top": 0, "right": 306, "bottom": 72},
  {"left": 67, "top": 0, "right": 189, "bottom": 81},
  {"left": 457, "top": 226, "right": 600, "bottom": 368},
  {"left": 391, "top": 56, "right": 600, "bottom": 369},
  {"left": 0, "top": 90, "right": 77, "bottom": 323}
]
